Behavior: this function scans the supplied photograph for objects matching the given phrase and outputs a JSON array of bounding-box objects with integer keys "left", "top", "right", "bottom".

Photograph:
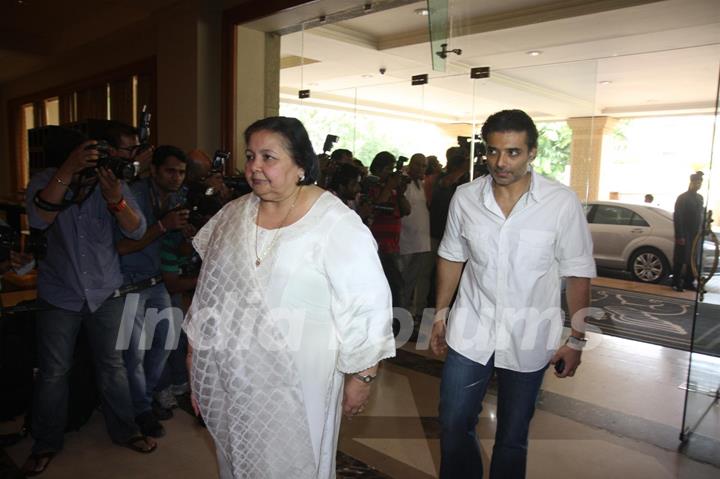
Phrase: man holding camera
[
  {"left": 115, "top": 145, "right": 189, "bottom": 438},
  {"left": 366, "top": 151, "right": 411, "bottom": 310},
  {"left": 23, "top": 122, "right": 154, "bottom": 476}
]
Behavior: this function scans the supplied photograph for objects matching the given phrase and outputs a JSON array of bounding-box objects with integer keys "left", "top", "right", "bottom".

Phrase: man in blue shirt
[
  {"left": 116, "top": 145, "right": 190, "bottom": 438},
  {"left": 22, "top": 122, "right": 155, "bottom": 476}
]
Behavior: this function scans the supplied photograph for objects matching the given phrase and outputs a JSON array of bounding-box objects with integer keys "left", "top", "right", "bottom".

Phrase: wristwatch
[
  {"left": 566, "top": 335, "right": 587, "bottom": 350},
  {"left": 353, "top": 372, "right": 377, "bottom": 384}
]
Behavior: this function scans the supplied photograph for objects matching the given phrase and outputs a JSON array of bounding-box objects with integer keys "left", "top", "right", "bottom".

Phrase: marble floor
[{"left": 1, "top": 278, "right": 718, "bottom": 478}]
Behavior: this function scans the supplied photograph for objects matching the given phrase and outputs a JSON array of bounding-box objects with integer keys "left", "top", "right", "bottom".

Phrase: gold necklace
[{"left": 255, "top": 187, "right": 302, "bottom": 267}]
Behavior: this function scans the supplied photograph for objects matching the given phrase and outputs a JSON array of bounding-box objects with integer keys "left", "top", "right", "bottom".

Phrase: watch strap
[{"left": 353, "top": 372, "right": 377, "bottom": 384}]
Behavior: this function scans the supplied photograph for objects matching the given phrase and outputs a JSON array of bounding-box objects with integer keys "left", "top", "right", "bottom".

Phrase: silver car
[{"left": 585, "top": 201, "right": 716, "bottom": 283}]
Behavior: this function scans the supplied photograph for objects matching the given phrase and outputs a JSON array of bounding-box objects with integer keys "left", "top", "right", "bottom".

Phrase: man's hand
[
  {"left": 134, "top": 145, "right": 154, "bottom": 174},
  {"left": 60, "top": 141, "right": 100, "bottom": 175},
  {"left": 97, "top": 167, "right": 123, "bottom": 204},
  {"left": 10, "top": 251, "right": 34, "bottom": 273},
  {"left": 342, "top": 376, "right": 372, "bottom": 418},
  {"left": 430, "top": 320, "right": 448, "bottom": 357},
  {"left": 551, "top": 345, "right": 582, "bottom": 378},
  {"left": 162, "top": 209, "right": 190, "bottom": 231}
]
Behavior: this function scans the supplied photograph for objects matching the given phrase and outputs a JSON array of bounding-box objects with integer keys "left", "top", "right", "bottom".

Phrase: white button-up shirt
[
  {"left": 438, "top": 170, "right": 596, "bottom": 372},
  {"left": 400, "top": 179, "right": 431, "bottom": 255}
]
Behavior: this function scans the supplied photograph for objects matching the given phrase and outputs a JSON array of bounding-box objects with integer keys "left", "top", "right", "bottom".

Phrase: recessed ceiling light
[
  {"left": 599, "top": 81, "right": 612, "bottom": 86},
  {"left": 527, "top": 50, "right": 542, "bottom": 56},
  {"left": 415, "top": 8, "right": 429, "bottom": 16}
]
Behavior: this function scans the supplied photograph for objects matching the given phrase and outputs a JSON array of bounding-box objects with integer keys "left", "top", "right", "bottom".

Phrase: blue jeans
[
  {"left": 439, "top": 348, "right": 547, "bottom": 479},
  {"left": 31, "top": 297, "right": 139, "bottom": 453},
  {"left": 121, "top": 283, "right": 180, "bottom": 415},
  {"left": 157, "top": 294, "right": 189, "bottom": 391}
]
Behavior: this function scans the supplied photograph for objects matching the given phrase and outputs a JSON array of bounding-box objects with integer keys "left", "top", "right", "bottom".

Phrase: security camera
[{"left": 379, "top": 67, "right": 386, "bottom": 75}]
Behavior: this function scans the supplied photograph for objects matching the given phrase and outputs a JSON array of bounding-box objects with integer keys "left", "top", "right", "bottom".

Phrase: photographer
[
  {"left": 327, "top": 162, "right": 362, "bottom": 209},
  {"left": 115, "top": 145, "right": 189, "bottom": 438},
  {"left": 186, "top": 149, "right": 234, "bottom": 203},
  {"left": 366, "top": 151, "right": 411, "bottom": 309},
  {"left": 22, "top": 122, "right": 154, "bottom": 476}
]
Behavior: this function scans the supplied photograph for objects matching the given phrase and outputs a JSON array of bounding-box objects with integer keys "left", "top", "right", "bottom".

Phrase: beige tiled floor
[{"left": 2, "top": 277, "right": 718, "bottom": 478}]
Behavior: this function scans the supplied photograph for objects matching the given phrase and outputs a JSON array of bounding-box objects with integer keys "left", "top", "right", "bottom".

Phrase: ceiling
[
  {"left": 1, "top": 0, "right": 718, "bottom": 124},
  {"left": 253, "top": 0, "right": 720, "bottom": 123}
]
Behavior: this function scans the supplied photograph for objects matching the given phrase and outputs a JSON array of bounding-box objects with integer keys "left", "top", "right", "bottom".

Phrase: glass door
[{"left": 680, "top": 68, "right": 720, "bottom": 445}]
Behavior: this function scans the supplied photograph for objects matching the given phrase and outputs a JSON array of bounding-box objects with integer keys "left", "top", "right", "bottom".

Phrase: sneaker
[
  {"left": 154, "top": 388, "right": 179, "bottom": 410},
  {"left": 135, "top": 411, "right": 165, "bottom": 438},
  {"left": 170, "top": 382, "right": 190, "bottom": 396}
]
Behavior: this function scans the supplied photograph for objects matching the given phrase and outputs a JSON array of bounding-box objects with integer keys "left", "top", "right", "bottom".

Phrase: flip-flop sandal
[
  {"left": 119, "top": 435, "right": 157, "bottom": 454},
  {"left": 21, "top": 451, "right": 56, "bottom": 477}
]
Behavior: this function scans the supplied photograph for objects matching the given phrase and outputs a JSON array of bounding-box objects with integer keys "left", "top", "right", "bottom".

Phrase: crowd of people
[{"left": 4, "top": 109, "right": 600, "bottom": 479}]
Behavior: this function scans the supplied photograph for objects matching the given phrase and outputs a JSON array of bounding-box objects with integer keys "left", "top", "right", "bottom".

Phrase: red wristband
[{"left": 107, "top": 197, "right": 127, "bottom": 213}]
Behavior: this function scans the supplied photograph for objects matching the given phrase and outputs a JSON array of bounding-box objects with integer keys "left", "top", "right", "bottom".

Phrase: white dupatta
[{"left": 184, "top": 194, "right": 317, "bottom": 478}]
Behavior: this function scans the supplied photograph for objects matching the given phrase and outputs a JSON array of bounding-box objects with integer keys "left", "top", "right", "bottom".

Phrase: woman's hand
[{"left": 342, "top": 376, "right": 372, "bottom": 418}]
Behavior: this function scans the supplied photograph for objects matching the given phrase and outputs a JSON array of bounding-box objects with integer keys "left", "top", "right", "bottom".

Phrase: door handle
[
  {"left": 691, "top": 210, "right": 719, "bottom": 302},
  {"left": 630, "top": 228, "right": 644, "bottom": 233}
]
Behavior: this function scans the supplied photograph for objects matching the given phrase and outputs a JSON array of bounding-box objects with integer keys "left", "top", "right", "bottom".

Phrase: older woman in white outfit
[{"left": 183, "top": 116, "right": 395, "bottom": 479}]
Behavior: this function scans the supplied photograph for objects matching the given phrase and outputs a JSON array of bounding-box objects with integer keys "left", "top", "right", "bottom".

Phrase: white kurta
[{"left": 184, "top": 191, "right": 395, "bottom": 479}]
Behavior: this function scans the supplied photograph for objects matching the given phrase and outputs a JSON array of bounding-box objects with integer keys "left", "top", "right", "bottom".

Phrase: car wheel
[{"left": 629, "top": 247, "right": 669, "bottom": 283}]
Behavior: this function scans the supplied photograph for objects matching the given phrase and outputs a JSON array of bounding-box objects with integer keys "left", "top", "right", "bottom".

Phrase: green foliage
[
  {"left": 280, "top": 104, "right": 406, "bottom": 165},
  {"left": 535, "top": 122, "right": 572, "bottom": 182}
]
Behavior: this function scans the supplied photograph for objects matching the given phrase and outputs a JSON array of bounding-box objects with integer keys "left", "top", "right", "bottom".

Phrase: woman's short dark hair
[
  {"left": 152, "top": 145, "right": 188, "bottom": 168},
  {"left": 243, "top": 116, "right": 318, "bottom": 185},
  {"left": 369, "top": 151, "right": 396, "bottom": 176},
  {"left": 481, "top": 109, "right": 538, "bottom": 150}
]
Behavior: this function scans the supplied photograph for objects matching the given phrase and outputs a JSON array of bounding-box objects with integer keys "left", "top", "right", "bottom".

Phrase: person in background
[
  {"left": 424, "top": 155, "right": 442, "bottom": 206},
  {"left": 22, "top": 122, "right": 154, "bottom": 476},
  {"left": 644, "top": 193, "right": 654, "bottom": 204},
  {"left": 367, "top": 151, "right": 411, "bottom": 312},
  {"left": 672, "top": 171, "right": 704, "bottom": 292},
  {"left": 116, "top": 145, "right": 189, "bottom": 438},
  {"left": 399, "top": 153, "right": 433, "bottom": 323}
]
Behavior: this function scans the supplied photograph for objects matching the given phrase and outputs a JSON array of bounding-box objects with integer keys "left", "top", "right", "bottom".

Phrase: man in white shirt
[
  {"left": 430, "top": 109, "right": 595, "bottom": 479},
  {"left": 399, "top": 153, "right": 433, "bottom": 321}
]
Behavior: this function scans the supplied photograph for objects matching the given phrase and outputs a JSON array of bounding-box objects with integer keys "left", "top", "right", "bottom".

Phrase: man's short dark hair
[
  {"left": 244, "top": 116, "right": 318, "bottom": 185},
  {"left": 446, "top": 147, "right": 468, "bottom": 171},
  {"left": 93, "top": 120, "right": 139, "bottom": 148},
  {"left": 481, "top": 109, "right": 538, "bottom": 150},
  {"left": 369, "top": 151, "right": 395, "bottom": 176},
  {"left": 328, "top": 163, "right": 361, "bottom": 192},
  {"left": 152, "top": 145, "right": 188, "bottom": 168},
  {"left": 331, "top": 148, "right": 352, "bottom": 163}
]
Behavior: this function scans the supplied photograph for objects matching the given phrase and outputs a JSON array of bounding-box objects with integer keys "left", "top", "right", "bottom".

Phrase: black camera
[
  {"left": 0, "top": 224, "right": 48, "bottom": 262},
  {"left": 138, "top": 105, "right": 151, "bottom": 146},
  {"left": 174, "top": 184, "right": 225, "bottom": 230},
  {"left": 323, "top": 134, "right": 339, "bottom": 154},
  {"left": 84, "top": 140, "right": 139, "bottom": 182},
  {"left": 179, "top": 251, "right": 202, "bottom": 278},
  {"left": 208, "top": 150, "right": 252, "bottom": 197},
  {"left": 212, "top": 150, "right": 231, "bottom": 173}
]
